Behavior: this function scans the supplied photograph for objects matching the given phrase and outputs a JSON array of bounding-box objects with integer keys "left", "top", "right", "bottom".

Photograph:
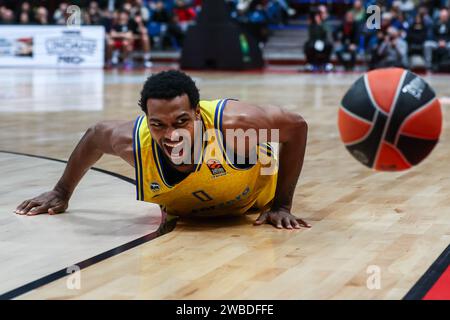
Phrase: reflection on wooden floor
[
  {"left": 0, "top": 152, "right": 162, "bottom": 298},
  {"left": 0, "top": 69, "right": 449, "bottom": 299}
]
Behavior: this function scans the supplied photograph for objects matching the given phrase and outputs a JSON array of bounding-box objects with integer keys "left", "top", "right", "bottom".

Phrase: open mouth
[{"left": 162, "top": 140, "right": 185, "bottom": 164}]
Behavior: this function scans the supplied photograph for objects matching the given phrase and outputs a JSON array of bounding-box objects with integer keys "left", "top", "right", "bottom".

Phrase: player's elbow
[
  {"left": 87, "top": 122, "right": 103, "bottom": 138},
  {"left": 86, "top": 122, "right": 110, "bottom": 148},
  {"left": 290, "top": 113, "right": 308, "bottom": 135},
  {"left": 296, "top": 114, "right": 308, "bottom": 129},
  {"left": 278, "top": 111, "right": 307, "bottom": 143},
  {"left": 91, "top": 121, "right": 111, "bottom": 135},
  {"left": 84, "top": 123, "right": 96, "bottom": 140}
]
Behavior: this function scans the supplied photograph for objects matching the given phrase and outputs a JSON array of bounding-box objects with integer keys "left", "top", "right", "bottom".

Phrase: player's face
[{"left": 146, "top": 94, "right": 200, "bottom": 171}]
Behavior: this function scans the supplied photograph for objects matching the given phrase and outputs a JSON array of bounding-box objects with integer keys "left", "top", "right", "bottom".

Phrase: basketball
[{"left": 338, "top": 68, "right": 443, "bottom": 171}]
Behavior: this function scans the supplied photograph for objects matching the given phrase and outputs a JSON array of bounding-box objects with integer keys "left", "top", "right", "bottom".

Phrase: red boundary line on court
[
  {"left": 423, "top": 265, "right": 450, "bottom": 300},
  {"left": 404, "top": 244, "right": 450, "bottom": 300}
]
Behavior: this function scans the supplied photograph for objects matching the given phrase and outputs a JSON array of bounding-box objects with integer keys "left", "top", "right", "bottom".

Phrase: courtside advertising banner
[{"left": 0, "top": 25, "right": 105, "bottom": 68}]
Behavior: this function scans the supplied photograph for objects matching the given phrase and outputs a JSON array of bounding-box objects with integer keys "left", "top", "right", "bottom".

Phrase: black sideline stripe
[
  {"left": 0, "top": 150, "right": 177, "bottom": 300},
  {"left": 403, "top": 244, "right": 450, "bottom": 300}
]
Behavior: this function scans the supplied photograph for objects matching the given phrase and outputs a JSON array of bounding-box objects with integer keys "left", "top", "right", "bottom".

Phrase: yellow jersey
[{"left": 132, "top": 99, "right": 278, "bottom": 217}]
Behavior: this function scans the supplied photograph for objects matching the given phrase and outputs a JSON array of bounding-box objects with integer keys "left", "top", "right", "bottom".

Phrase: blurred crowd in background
[
  {"left": 0, "top": 0, "right": 449, "bottom": 72},
  {"left": 0, "top": 0, "right": 297, "bottom": 68},
  {"left": 305, "top": 0, "right": 450, "bottom": 72}
]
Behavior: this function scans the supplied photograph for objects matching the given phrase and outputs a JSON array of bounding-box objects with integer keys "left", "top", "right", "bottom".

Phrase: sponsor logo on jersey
[
  {"left": 150, "top": 182, "right": 160, "bottom": 192},
  {"left": 191, "top": 186, "right": 251, "bottom": 215},
  {"left": 206, "top": 159, "right": 226, "bottom": 177}
]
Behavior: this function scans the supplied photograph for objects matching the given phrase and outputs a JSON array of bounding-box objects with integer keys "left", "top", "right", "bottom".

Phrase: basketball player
[{"left": 14, "top": 71, "right": 310, "bottom": 230}]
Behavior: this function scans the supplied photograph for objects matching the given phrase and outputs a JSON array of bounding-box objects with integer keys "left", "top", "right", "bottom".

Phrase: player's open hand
[
  {"left": 254, "top": 209, "right": 311, "bottom": 230},
  {"left": 14, "top": 190, "right": 69, "bottom": 216}
]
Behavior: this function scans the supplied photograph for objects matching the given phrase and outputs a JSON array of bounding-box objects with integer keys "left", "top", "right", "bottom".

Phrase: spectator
[
  {"left": 16, "top": 2, "right": 32, "bottom": 24},
  {"left": 407, "top": 13, "right": 428, "bottom": 56},
  {"left": 368, "top": 29, "right": 386, "bottom": 68},
  {"left": 393, "top": 0, "right": 415, "bottom": 18},
  {"left": 108, "top": 10, "right": 135, "bottom": 67},
  {"left": 276, "top": 0, "right": 296, "bottom": 17},
  {"left": 101, "top": 6, "right": 115, "bottom": 31},
  {"left": 18, "top": 11, "right": 30, "bottom": 24},
  {"left": 173, "top": 0, "right": 197, "bottom": 33},
  {"left": 351, "top": 0, "right": 366, "bottom": 26},
  {"left": 318, "top": 4, "right": 333, "bottom": 36},
  {"left": 424, "top": 7, "right": 450, "bottom": 70},
  {"left": 34, "top": 6, "right": 49, "bottom": 25},
  {"left": 106, "top": 8, "right": 152, "bottom": 68},
  {"left": 150, "top": 0, "right": 172, "bottom": 24},
  {"left": 370, "top": 26, "right": 409, "bottom": 69},
  {"left": 363, "top": 7, "right": 394, "bottom": 51},
  {"left": 380, "top": 11, "right": 394, "bottom": 33},
  {"left": 304, "top": 7, "right": 333, "bottom": 71},
  {"left": 53, "top": 2, "right": 69, "bottom": 25},
  {"left": 131, "top": 0, "right": 150, "bottom": 23},
  {"left": 0, "top": 7, "right": 14, "bottom": 24},
  {"left": 133, "top": 12, "right": 153, "bottom": 67},
  {"left": 334, "top": 11, "right": 359, "bottom": 70},
  {"left": 86, "top": 1, "right": 103, "bottom": 25},
  {"left": 428, "top": 0, "right": 444, "bottom": 19},
  {"left": 244, "top": 0, "right": 270, "bottom": 45},
  {"left": 122, "top": 1, "right": 133, "bottom": 14},
  {"left": 390, "top": 9, "right": 410, "bottom": 38},
  {"left": 417, "top": 5, "right": 434, "bottom": 39},
  {"left": 150, "top": 0, "right": 185, "bottom": 49},
  {"left": 265, "top": 0, "right": 296, "bottom": 25}
]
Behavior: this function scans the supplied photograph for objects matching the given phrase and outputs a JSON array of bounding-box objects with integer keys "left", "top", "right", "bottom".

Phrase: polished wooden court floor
[{"left": 0, "top": 68, "right": 449, "bottom": 299}]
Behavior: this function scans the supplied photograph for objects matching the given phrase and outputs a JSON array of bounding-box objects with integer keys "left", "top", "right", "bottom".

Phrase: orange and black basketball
[{"left": 338, "top": 68, "right": 442, "bottom": 171}]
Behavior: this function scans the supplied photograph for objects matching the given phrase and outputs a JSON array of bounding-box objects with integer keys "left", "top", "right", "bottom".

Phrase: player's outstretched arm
[
  {"left": 14, "top": 121, "right": 134, "bottom": 216},
  {"left": 222, "top": 100, "right": 310, "bottom": 230}
]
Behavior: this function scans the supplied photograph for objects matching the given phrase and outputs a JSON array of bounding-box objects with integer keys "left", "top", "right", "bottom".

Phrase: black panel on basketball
[
  {"left": 339, "top": 68, "right": 442, "bottom": 171},
  {"left": 341, "top": 76, "right": 376, "bottom": 122},
  {"left": 346, "top": 111, "right": 387, "bottom": 168},
  {"left": 385, "top": 71, "right": 437, "bottom": 144},
  {"left": 397, "top": 135, "right": 439, "bottom": 165}
]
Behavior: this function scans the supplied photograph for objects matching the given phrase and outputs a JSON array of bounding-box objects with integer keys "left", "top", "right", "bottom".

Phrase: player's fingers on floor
[
  {"left": 15, "top": 200, "right": 30, "bottom": 214},
  {"left": 27, "top": 205, "right": 50, "bottom": 216},
  {"left": 22, "top": 201, "right": 40, "bottom": 214},
  {"left": 282, "top": 217, "right": 293, "bottom": 229},
  {"left": 291, "top": 219, "right": 301, "bottom": 229},
  {"left": 296, "top": 218, "right": 311, "bottom": 228},
  {"left": 267, "top": 214, "right": 281, "bottom": 228},
  {"left": 273, "top": 217, "right": 283, "bottom": 229},
  {"left": 48, "top": 205, "right": 66, "bottom": 215},
  {"left": 254, "top": 212, "right": 268, "bottom": 225}
]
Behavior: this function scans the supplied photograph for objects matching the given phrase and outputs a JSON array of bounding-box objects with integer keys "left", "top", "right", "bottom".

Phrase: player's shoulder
[
  {"left": 93, "top": 120, "right": 134, "bottom": 138},
  {"left": 96, "top": 120, "right": 134, "bottom": 150},
  {"left": 222, "top": 99, "right": 260, "bottom": 119},
  {"left": 221, "top": 100, "right": 277, "bottom": 131},
  {"left": 113, "top": 119, "right": 135, "bottom": 137},
  {"left": 109, "top": 120, "right": 135, "bottom": 164}
]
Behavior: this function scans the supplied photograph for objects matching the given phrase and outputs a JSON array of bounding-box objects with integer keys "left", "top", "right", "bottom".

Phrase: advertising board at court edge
[{"left": 0, "top": 25, "right": 105, "bottom": 68}]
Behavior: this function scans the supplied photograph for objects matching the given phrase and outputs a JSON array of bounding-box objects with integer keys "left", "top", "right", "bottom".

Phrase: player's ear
[{"left": 195, "top": 105, "right": 201, "bottom": 119}]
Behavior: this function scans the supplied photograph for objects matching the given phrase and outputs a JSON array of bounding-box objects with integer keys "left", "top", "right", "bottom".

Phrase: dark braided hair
[{"left": 138, "top": 70, "right": 200, "bottom": 113}]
